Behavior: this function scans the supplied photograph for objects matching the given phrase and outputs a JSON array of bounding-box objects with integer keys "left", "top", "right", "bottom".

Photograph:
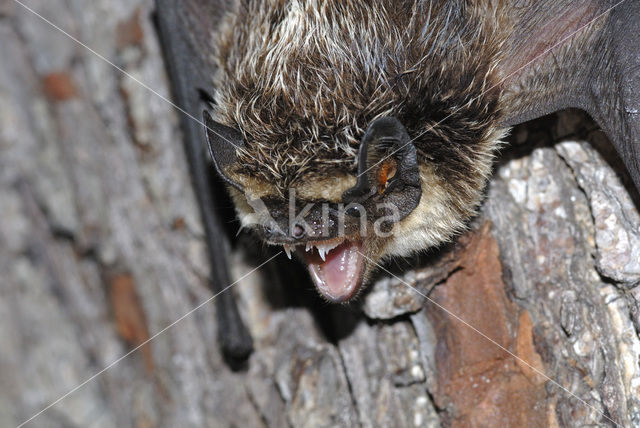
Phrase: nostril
[{"left": 292, "top": 224, "right": 305, "bottom": 239}]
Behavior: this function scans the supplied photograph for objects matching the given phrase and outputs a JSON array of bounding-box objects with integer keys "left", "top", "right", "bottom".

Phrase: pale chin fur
[
  {"left": 229, "top": 137, "right": 505, "bottom": 258},
  {"left": 378, "top": 130, "right": 507, "bottom": 260}
]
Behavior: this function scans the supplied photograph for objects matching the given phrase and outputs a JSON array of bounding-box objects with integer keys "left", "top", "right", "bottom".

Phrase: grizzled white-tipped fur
[
  {"left": 211, "top": 0, "right": 511, "bottom": 283},
  {"left": 212, "top": 0, "right": 506, "bottom": 194}
]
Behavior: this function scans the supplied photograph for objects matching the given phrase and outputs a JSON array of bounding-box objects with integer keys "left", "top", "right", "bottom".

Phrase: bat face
[
  {"left": 206, "top": 115, "right": 501, "bottom": 303},
  {"left": 157, "top": 0, "right": 640, "bottom": 360},
  {"left": 203, "top": 1, "right": 510, "bottom": 302}
]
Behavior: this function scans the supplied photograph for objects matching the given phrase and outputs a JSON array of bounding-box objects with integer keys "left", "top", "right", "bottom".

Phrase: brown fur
[
  {"left": 212, "top": 0, "right": 512, "bottom": 260},
  {"left": 214, "top": 1, "right": 505, "bottom": 180}
]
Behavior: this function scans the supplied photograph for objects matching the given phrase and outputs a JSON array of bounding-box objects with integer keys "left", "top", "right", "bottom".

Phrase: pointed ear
[
  {"left": 203, "top": 111, "right": 245, "bottom": 190},
  {"left": 343, "top": 117, "right": 422, "bottom": 220}
]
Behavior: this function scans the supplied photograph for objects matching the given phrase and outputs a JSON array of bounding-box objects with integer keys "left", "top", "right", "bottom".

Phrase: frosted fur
[
  {"left": 212, "top": 0, "right": 510, "bottom": 262},
  {"left": 214, "top": 1, "right": 505, "bottom": 185}
]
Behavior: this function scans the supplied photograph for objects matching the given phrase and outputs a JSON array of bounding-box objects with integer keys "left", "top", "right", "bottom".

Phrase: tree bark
[{"left": 1, "top": 2, "right": 639, "bottom": 427}]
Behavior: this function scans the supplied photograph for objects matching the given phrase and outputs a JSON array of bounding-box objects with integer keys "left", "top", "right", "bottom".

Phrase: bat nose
[
  {"left": 291, "top": 223, "right": 306, "bottom": 239},
  {"left": 261, "top": 222, "right": 306, "bottom": 243}
]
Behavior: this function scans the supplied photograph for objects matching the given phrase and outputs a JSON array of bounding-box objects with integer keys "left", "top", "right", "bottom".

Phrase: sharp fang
[
  {"left": 306, "top": 242, "right": 312, "bottom": 252},
  {"left": 322, "top": 240, "right": 342, "bottom": 252},
  {"left": 318, "top": 247, "right": 326, "bottom": 261},
  {"left": 283, "top": 244, "right": 293, "bottom": 259}
]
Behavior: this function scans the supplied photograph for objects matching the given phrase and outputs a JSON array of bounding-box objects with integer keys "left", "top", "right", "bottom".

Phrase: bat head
[
  {"left": 206, "top": 0, "right": 507, "bottom": 302},
  {"left": 205, "top": 113, "right": 424, "bottom": 301}
]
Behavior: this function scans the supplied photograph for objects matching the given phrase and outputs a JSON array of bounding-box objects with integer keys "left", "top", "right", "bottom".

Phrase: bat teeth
[
  {"left": 294, "top": 240, "right": 345, "bottom": 261},
  {"left": 310, "top": 240, "right": 344, "bottom": 262},
  {"left": 316, "top": 240, "right": 342, "bottom": 253},
  {"left": 283, "top": 244, "right": 293, "bottom": 259}
]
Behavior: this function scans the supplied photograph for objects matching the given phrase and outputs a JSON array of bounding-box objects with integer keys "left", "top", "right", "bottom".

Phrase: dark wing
[
  {"left": 155, "top": 0, "right": 253, "bottom": 366},
  {"left": 499, "top": 0, "right": 640, "bottom": 190}
]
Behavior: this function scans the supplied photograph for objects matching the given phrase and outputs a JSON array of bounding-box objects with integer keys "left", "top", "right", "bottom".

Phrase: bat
[{"left": 155, "top": 0, "right": 640, "bottom": 363}]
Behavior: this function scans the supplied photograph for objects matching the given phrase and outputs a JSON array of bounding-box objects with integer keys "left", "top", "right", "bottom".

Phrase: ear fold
[
  {"left": 343, "top": 117, "right": 422, "bottom": 220},
  {"left": 203, "top": 111, "right": 245, "bottom": 190}
]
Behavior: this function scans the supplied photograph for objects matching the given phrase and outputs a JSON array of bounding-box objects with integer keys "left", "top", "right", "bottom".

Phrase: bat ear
[
  {"left": 203, "top": 111, "right": 245, "bottom": 190},
  {"left": 343, "top": 117, "right": 422, "bottom": 220}
]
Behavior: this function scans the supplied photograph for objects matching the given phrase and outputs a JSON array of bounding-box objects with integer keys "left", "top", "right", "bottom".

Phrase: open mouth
[{"left": 283, "top": 239, "right": 365, "bottom": 302}]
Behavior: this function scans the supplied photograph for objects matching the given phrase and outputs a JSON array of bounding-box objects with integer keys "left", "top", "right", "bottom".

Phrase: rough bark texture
[{"left": 1, "top": 2, "right": 639, "bottom": 428}]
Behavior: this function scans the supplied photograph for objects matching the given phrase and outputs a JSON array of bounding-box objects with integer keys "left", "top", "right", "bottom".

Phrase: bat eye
[
  {"left": 263, "top": 224, "right": 275, "bottom": 235},
  {"left": 262, "top": 220, "right": 285, "bottom": 238}
]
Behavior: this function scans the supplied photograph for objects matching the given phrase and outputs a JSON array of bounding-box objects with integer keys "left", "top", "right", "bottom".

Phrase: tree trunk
[{"left": 1, "top": 2, "right": 639, "bottom": 427}]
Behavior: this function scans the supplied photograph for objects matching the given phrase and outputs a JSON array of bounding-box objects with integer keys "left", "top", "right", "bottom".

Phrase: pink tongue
[{"left": 305, "top": 241, "right": 364, "bottom": 302}]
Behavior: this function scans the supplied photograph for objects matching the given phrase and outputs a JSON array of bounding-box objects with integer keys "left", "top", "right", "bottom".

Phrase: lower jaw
[{"left": 302, "top": 240, "right": 365, "bottom": 302}]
